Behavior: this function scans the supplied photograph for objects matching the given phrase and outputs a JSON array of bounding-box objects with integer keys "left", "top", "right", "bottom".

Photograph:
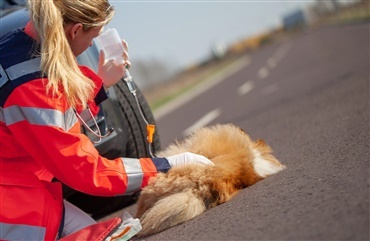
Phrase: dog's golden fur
[{"left": 136, "top": 124, "right": 286, "bottom": 236}]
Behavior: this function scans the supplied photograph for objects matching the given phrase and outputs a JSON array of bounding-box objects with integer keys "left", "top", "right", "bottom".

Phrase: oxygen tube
[
  {"left": 94, "top": 28, "right": 156, "bottom": 157},
  {"left": 123, "top": 69, "right": 156, "bottom": 158}
]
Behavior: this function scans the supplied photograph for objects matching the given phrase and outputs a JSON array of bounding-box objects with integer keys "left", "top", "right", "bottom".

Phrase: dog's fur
[{"left": 136, "top": 124, "right": 286, "bottom": 236}]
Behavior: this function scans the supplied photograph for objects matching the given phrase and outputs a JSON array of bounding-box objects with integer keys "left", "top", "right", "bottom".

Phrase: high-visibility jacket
[{"left": 0, "top": 22, "right": 170, "bottom": 240}]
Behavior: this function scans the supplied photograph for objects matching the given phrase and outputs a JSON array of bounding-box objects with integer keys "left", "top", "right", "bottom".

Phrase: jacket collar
[{"left": 24, "top": 21, "right": 39, "bottom": 42}]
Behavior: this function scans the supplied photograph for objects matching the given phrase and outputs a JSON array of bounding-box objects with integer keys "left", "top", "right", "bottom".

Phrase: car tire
[{"left": 114, "top": 79, "right": 162, "bottom": 157}]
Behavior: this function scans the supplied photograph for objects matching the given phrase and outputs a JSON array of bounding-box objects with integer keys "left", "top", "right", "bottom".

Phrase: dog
[{"left": 136, "top": 123, "right": 286, "bottom": 236}]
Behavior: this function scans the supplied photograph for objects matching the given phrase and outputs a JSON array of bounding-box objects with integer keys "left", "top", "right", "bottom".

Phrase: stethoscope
[
  {"left": 74, "top": 106, "right": 114, "bottom": 144},
  {"left": 75, "top": 69, "right": 156, "bottom": 157}
]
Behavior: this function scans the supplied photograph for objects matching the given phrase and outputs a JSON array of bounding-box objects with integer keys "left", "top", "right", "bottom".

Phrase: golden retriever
[{"left": 136, "top": 123, "right": 286, "bottom": 236}]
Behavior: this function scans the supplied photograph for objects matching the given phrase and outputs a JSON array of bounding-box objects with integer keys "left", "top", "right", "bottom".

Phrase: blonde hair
[{"left": 27, "top": 0, "right": 114, "bottom": 108}]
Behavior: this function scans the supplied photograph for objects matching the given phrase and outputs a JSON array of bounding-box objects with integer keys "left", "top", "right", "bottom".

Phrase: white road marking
[
  {"left": 237, "top": 80, "right": 255, "bottom": 96},
  {"left": 274, "top": 44, "right": 291, "bottom": 61},
  {"left": 154, "top": 55, "right": 251, "bottom": 120},
  {"left": 183, "top": 108, "right": 221, "bottom": 136},
  {"left": 257, "top": 67, "right": 269, "bottom": 79}
]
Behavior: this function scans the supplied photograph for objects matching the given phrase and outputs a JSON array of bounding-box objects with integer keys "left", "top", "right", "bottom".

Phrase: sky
[
  {"left": 107, "top": 1, "right": 313, "bottom": 68},
  {"left": 104, "top": 1, "right": 316, "bottom": 87}
]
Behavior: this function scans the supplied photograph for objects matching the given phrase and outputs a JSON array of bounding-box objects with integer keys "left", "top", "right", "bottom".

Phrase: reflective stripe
[
  {"left": 5, "top": 57, "right": 41, "bottom": 81},
  {"left": 121, "top": 158, "right": 144, "bottom": 195},
  {"left": 0, "top": 64, "right": 9, "bottom": 88},
  {"left": 0, "top": 107, "right": 4, "bottom": 123},
  {"left": 0, "top": 222, "right": 46, "bottom": 240},
  {"left": 1, "top": 105, "right": 78, "bottom": 131}
]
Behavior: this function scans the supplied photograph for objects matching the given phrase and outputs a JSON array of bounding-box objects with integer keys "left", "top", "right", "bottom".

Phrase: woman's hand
[
  {"left": 166, "top": 152, "right": 215, "bottom": 167},
  {"left": 97, "top": 40, "right": 131, "bottom": 90}
]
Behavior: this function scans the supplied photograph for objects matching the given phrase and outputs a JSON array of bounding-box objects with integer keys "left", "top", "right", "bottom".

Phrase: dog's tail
[{"left": 139, "top": 189, "right": 206, "bottom": 236}]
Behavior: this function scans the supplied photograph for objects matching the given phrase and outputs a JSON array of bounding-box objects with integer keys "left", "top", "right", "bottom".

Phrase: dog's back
[{"left": 136, "top": 124, "right": 285, "bottom": 236}]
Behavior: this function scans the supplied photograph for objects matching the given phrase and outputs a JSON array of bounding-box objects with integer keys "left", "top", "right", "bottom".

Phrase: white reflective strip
[
  {"left": 0, "top": 64, "right": 9, "bottom": 88},
  {"left": 0, "top": 222, "right": 46, "bottom": 240},
  {"left": 63, "top": 108, "right": 79, "bottom": 131},
  {"left": 121, "top": 158, "right": 144, "bottom": 195},
  {"left": 5, "top": 57, "right": 41, "bottom": 81},
  {"left": 0, "top": 107, "right": 4, "bottom": 123},
  {"left": 3, "top": 105, "right": 78, "bottom": 131}
]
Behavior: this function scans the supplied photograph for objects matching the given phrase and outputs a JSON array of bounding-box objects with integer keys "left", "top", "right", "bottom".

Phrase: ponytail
[{"left": 27, "top": 0, "right": 114, "bottom": 109}]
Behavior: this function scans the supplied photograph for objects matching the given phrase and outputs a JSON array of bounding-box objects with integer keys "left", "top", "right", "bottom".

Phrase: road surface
[{"left": 113, "top": 23, "right": 370, "bottom": 240}]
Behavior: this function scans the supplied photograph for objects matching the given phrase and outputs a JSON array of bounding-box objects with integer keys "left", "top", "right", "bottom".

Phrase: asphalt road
[{"left": 118, "top": 23, "right": 369, "bottom": 240}]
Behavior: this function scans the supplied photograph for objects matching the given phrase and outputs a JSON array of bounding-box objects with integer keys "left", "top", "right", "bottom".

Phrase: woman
[{"left": 0, "top": 0, "right": 213, "bottom": 240}]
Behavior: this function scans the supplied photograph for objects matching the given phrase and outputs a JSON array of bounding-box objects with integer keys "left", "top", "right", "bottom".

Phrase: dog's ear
[
  {"left": 254, "top": 139, "right": 266, "bottom": 146},
  {"left": 253, "top": 139, "right": 274, "bottom": 156},
  {"left": 238, "top": 127, "right": 246, "bottom": 133}
]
